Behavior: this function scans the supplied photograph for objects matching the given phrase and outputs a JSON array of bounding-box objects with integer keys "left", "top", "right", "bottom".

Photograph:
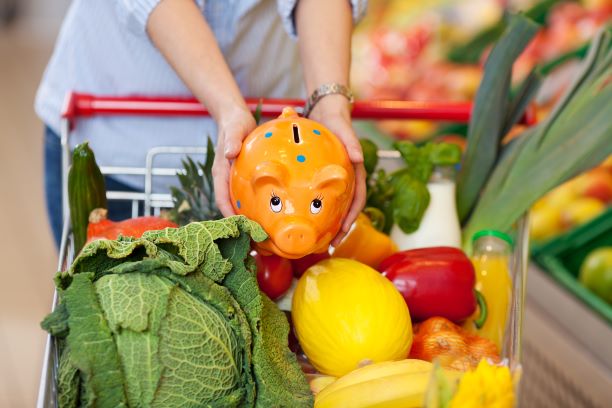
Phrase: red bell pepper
[{"left": 379, "top": 247, "right": 486, "bottom": 325}]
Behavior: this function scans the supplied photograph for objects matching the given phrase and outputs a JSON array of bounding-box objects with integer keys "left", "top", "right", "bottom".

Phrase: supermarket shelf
[{"left": 520, "top": 264, "right": 612, "bottom": 407}]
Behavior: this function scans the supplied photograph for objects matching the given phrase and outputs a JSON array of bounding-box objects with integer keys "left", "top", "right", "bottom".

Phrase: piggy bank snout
[{"left": 273, "top": 223, "right": 317, "bottom": 256}]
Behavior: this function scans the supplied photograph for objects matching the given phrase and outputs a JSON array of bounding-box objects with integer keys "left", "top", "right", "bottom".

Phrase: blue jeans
[{"left": 44, "top": 126, "right": 140, "bottom": 247}]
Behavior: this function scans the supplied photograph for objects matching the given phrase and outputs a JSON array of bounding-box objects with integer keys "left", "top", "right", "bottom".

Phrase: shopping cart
[{"left": 37, "top": 92, "right": 533, "bottom": 407}]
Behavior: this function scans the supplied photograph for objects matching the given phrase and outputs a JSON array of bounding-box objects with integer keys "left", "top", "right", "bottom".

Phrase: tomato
[
  {"left": 255, "top": 253, "right": 293, "bottom": 300},
  {"left": 291, "top": 252, "right": 331, "bottom": 278}
]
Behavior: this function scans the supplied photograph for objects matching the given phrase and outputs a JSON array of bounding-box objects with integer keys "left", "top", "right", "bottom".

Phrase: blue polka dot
[
  {"left": 297, "top": 155, "right": 306, "bottom": 163},
  {"left": 236, "top": 200, "right": 241, "bottom": 209},
  {"left": 313, "top": 129, "right": 321, "bottom": 135},
  {"left": 265, "top": 132, "right": 272, "bottom": 138}
]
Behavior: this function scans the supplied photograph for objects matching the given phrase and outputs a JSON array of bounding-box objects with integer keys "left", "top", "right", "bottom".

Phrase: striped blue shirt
[{"left": 35, "top": 0, "right": 366, "bottom": 191}]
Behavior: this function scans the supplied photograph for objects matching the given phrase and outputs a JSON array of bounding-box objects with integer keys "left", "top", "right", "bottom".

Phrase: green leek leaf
[{"left": 457, "top": 15, "right": 539, "bottom": 222}]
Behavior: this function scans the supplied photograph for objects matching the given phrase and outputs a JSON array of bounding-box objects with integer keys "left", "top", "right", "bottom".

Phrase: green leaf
[
  {"left": 61, "top": 216, "right": 267, "bottom": 287},
  {"left": 365, "top": 168, "right": 397, "bottom": 234},
  {"left": 40, "top": 302, "right": 69, "bottom": 338},
  {"left": 524, "top": 0, "right": 575, "bottom": 25},
  {"left": 253, "top": 99, "right": 263, "bottom": 125},
  {"left": 457, "top": 15, "right": 539, "bottom": 222},
  {"left": 363, "top": 207, "right": 386, "bottom": 232},
  {"left": 503, "top": 69, "right": 542, "bottom": 136},
  {"left": 94, "top": 274, "right": 171, "bottom": 407},
  {"left": 203, "top": 137, "right": 216, "bottom": 199},
  {"left": 391, "top": 173, "right": 431, "bottom": 234},
  {"left": 360, "top": 138, "right": 379, "bottom": 178},
  {"left": 428, "top": 143, "right": 462, "bottom": 166},
  {"left": 447, "top": 18, "right": 507, "bottom": 64},
  {"left": 394, "top": 141, "right": 434, "bottom": 183},
  {"left": 218, "top": 233, "right": 313, "bottom": 407},
  {"left": 57, "top": 350, "right": 80, "bottom": 408},
  {"left": 537, "top": 42, "right": 590, "bottom": 77},
  {"left": 168, "top": 139, "right": 223, "bottom": 225},
  {"left": 64, "top": 273, "right": 128, "bottom": 408},
  {"left": 156, "top": 284, "right": 244, "bottom": 406}
]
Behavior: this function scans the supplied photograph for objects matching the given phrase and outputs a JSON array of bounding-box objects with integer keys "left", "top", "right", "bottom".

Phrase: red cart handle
[{"left": 62, "top": 92, "right": 536, "bottom": 125}]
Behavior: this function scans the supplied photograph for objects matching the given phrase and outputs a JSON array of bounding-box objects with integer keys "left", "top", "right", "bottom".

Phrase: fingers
[
  {"left": 213, "top": 108, "right": 256, "bottom": 217},
  {"left": 212, "top": 138, "right": 236, "bottom": 218},
  {"left": 332, "top": 162, "right": 366, "bottom": 247},
  {"left": 331, "top": 227, "right": 348, "bottom": 248},
  {"left": 343, "top": 163, "right": 367, "bottom": 230},
  {"left": 223, "top": 112, "right": 257, "bottom": 159},
  {"left": 334, "top": 121, "right": 364, "bottom": 164},
  {"left": 224, "top": 140, "right": 242, "bottom": 159}
]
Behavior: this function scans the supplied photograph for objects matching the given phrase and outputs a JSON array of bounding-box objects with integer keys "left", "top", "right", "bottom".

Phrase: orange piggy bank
[{"left": 230, "top": 107, "right": 355, "bottom": 259}]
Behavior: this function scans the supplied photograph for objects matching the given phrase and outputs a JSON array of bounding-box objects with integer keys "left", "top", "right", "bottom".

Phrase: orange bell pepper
[
  {"left": 409, "top": 317, "right": 499, "bottom": 372},
  {"left": 332, "top": 213, "right": 397, "bottom": 269}
]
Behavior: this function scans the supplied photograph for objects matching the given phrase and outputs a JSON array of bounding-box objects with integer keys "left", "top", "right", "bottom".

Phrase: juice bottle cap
[{"left": 472, "top": 229, "right": 514, "bottom": 248}]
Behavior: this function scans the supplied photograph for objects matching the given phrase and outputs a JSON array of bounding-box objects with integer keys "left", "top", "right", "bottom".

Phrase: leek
[{"left": 463, "top": 28, "right": 612, "bottom": 242}]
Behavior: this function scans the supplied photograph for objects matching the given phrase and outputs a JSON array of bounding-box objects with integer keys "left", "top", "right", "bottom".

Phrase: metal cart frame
[{"left": 37, "top": 93, "right": 534, "bottom": 407}]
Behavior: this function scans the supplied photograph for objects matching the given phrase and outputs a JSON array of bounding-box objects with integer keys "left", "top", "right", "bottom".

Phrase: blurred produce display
[
  {"left": 351, "top": 0, "right": 611, "bottom": 142},
  {"left": 351, "top": 0, "right": 611, "bottom": 250},
  {"left": 530, "top": 156, "right": 612, "bottom": 242}
]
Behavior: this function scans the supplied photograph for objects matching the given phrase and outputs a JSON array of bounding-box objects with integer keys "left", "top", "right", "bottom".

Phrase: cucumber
[{"left": 68, "top": 142, "right": 107, "bottom": 252}]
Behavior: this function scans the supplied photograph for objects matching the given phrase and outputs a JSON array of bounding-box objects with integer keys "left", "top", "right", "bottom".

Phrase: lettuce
[{"left": 42, "top": 216, "right": 313, "bottom": 407}]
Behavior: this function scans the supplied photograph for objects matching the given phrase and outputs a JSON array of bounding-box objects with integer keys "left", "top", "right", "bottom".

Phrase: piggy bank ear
[
  {"left": 314, "top": 164, "right": 349, "bottom": 195},
  {"left": 251, "top": 161, "right": 289, "bottom": 190}
]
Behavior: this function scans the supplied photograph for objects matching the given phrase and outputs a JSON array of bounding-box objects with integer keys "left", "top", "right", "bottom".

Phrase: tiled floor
[{"left": 0, "top": 17, "right": 61, "bottom": 408}]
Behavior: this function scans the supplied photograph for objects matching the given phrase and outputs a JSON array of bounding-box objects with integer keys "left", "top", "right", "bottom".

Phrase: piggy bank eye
[
  {"left": 310, "top": 198, "right": 322, "bottom": 214},
  {"left": 270, "top": 195, "right": 283, "bottom": 213}
]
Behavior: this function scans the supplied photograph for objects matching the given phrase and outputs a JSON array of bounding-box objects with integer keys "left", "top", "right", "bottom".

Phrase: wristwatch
[{"left": 303, "top": 83, "right": 354, "bottom": 118}]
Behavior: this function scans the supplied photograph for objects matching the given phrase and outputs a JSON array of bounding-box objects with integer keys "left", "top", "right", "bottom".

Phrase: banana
[
  {"left": 308, "top": 375, "right": 337, "bottom": 396},
  {"left": 314, "top": 359, "right": 435, "bottom": 408}
]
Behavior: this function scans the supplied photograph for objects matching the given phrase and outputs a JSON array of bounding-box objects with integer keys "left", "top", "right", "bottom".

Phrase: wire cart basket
[{"left": 37, "top": 92, "right": 534, "bottom": 407}]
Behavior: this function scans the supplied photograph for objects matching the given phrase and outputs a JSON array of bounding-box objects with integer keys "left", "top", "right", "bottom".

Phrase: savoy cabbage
[{"left": 42, "top": 216, "right": 313, "bottom": 407}]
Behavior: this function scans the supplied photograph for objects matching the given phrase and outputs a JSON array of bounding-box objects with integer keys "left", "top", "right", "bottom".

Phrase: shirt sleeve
[
  {"left": 114, "top": 0, "right": 205, "bottom": 34},
  {"left": 277, "top": 0, "right": 368, "bottom": 39}
]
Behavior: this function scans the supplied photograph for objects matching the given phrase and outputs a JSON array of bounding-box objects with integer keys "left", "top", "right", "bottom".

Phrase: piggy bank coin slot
[{"left": 292, "top": 123, "right": 301, "bottom": 144}]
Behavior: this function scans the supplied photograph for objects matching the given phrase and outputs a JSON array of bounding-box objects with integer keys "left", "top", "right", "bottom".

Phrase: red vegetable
[
  {"left": 86, "top": 208, "right": 177, "bottom": 243},
  {"left": 291, "top": 252, "right": 331, "bottom": 278},
  {"left": 255, "top": 253, "right": 293, "bottom": 300},
  {"left": 379, "top": 247, "right": 486, "bottom": 324}
]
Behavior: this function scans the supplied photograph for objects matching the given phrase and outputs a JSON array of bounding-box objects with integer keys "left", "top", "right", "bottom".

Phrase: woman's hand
[
  {"left": 308, "top": 95, "right": 366, "bottom": 246},
  {"left": 212, "top": 107, "right": 257, "bottom": 217}
]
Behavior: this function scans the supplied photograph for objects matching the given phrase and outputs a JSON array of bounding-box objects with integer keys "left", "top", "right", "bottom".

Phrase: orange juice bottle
[{"left": 464, "top": 230, "right": 513, "bottom": 351}]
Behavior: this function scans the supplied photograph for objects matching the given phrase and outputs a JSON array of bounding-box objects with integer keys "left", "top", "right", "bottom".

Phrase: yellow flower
[{"left": 450, "top": 359, "right": 514, "bottom": 408}]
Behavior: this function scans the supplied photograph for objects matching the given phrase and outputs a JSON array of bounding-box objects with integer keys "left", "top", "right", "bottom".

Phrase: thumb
[
  {"left": 223, "top": 126, "right": 245, "bottom": 159},
  {"left": 224, "top": 138, "right": 242, "bottom": 159}
]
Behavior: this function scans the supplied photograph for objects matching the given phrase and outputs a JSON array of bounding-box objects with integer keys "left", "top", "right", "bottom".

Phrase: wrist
[
  {"left": 214, "top": 100, "right": 252, "bottom": 127},
  {"left": 308, "top": 94, "right": 352, "bottom": 121},
  {"left": 303, "top": 83, "right": 353, "bottom": 118}
]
